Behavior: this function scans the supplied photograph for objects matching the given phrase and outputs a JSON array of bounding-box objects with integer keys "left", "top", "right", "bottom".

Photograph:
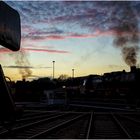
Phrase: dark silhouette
[
  {"left": 0, "top": 65, "right": 23, "bottom": 130},
  {"left": 0, "top": 1, "right": 22, "bottom": 130}
]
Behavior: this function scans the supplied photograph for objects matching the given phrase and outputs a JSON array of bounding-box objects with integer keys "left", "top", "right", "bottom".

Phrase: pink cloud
[
  {"left": 21, "top": 32, "right": 98, "bottom": 43},
  {"left": 0, "top": 47, "right": 70, "bottom": 54},
  {"left": 46, "top": 35, "right": 65, "bottom": 40},
  {"left": 0, "top": 48, "right": 13, "bottom": 53},
  {"left": 21, "top": 29, "right": 117, "bottom": 42},
  {"left": 23, "top": 48, "right": 70, "bottom": 54}
]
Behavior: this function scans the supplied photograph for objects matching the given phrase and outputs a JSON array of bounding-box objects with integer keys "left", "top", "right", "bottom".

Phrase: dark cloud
[
  {"left": 23, "top": 27, "right": 64, "bottom": 38},
  {"left": 5, "top": 1, "right": 140, "bottom": 33},
  {"left": 3, "top": 65, "right": 51, "bottom": 69},
  {"left": 3, "top": 65, "right": 33, "bottom": 69}
]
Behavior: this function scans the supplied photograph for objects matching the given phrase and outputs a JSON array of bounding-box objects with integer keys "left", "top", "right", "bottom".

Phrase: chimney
[
  {"left": 130, "top": 66, "right": 136, "bottom": 73},
  {"left": 22, "top": 76, "right": 26, "bottom": 82}
]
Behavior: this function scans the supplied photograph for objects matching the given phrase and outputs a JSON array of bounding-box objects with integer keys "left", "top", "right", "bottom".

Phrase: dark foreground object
[
  {"left": 0, "top": 65, "right": 23, "bottom": 130},
  {"left": 0, "top": 1, "right": 21, "bottom": 51}
]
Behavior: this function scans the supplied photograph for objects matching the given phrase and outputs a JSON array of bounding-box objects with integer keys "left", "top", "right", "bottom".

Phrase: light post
[
  {"left": 52, "top": 61, "right": 55, "bottom": 79},
  {"left": 72, "top": 69, "right": 75, "bottom": 87},
  {"left": 72, "top": 68, "right": 74, "bottom": 79}
]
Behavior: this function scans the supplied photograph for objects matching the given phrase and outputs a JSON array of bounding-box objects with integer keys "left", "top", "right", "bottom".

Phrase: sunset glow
[{"left": 1, "top": 1, "right": 140, "bottom": 81}]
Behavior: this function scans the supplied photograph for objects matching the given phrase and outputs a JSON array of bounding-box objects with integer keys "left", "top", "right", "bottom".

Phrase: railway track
[
  {"left": 87, "top": 113, "right": 131, "bottom": 139},
  {"left": 0, "top": 111, "right": 140, "bottom": 139},
  {"left": 119, "top": 113, "right": 140, "bottom": 121},
  {"left": 114, "top": 114, "right": 140, "bottom": 138},
  {"left": 21, "top": 110, "right": 52, "bottom": 118},
  {"left": 29, "top": 113, "right": 89, "bottom": 139},
  {"left": 69, "top": 103, "right": 135, "bottom": 112},
  {"left": 0, "top": 111, "right": 59, "bottom": 132},
  {"left": 0, "top": 112, "right": 86, "bottom": 139}
]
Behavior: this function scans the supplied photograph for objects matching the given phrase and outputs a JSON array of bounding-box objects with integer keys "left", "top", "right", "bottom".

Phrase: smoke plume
[
  {"left": 113, "top": 2, "right": 139, "bottom": 66},
  {"left": 13, "top": 50, "right": 32, "bottom": 80}
]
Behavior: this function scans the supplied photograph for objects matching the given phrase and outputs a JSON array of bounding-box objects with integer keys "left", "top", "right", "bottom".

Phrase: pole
[
  {"left": 72, "top": 69, "right": 74, "bottom": 78},
  {"left": 53, "top": 61, "right": 55, "bottom": 79}
]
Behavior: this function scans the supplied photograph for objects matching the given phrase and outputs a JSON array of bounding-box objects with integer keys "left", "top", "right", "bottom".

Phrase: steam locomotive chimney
[
  {"left": 22, "top": 76, "right": 26, "bottom": 82},
  {"left": 130, "top": 66, "right": 136, "bottom": 73}
]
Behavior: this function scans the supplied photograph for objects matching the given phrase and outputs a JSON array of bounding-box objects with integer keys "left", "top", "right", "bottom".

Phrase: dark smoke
[
  {"left": 13, "top": 50, "right": 32, "bottom": 79},
  {"left": 122, "top": 47, "right": 138, "bottom": 66},
  {"left": 113, "top": 2, "right": 139, "bottom": 66}
]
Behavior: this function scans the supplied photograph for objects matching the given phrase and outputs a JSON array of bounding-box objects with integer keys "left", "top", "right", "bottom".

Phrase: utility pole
[
  {"left": 53, "top": 61, "right": 55, "bottom": 79},
  {"left": 72, "top": 68, "right": 74, "bottom": 79}
]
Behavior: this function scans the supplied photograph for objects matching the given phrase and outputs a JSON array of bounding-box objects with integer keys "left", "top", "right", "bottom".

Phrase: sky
[{"left": 0, "top": 1, "right": 140, "bottom": 81}]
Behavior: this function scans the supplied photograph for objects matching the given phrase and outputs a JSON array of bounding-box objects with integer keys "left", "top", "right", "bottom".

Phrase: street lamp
[
  {"left": 53, "top": 61, "right": 55, "bottom": 79},
  {"left": 72, "top": 69, "right": 74, "bottom": 78}
]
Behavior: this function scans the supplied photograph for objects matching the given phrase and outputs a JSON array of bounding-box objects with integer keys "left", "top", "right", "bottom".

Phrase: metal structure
[
  {"left": 0, "top": 64, "right": 16, "bottom": 122},
  {"left": 0, "top": 1, "right": 21, "bottom": 51},
  {"left": 52, "top": 61, "right": 55, "bottom": 79},
  {"left": 0, "top": 1, "right": 21, "bottom": 125},
  {"left": 72, "top": 69, "right": 74, "bottom": 78}
]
